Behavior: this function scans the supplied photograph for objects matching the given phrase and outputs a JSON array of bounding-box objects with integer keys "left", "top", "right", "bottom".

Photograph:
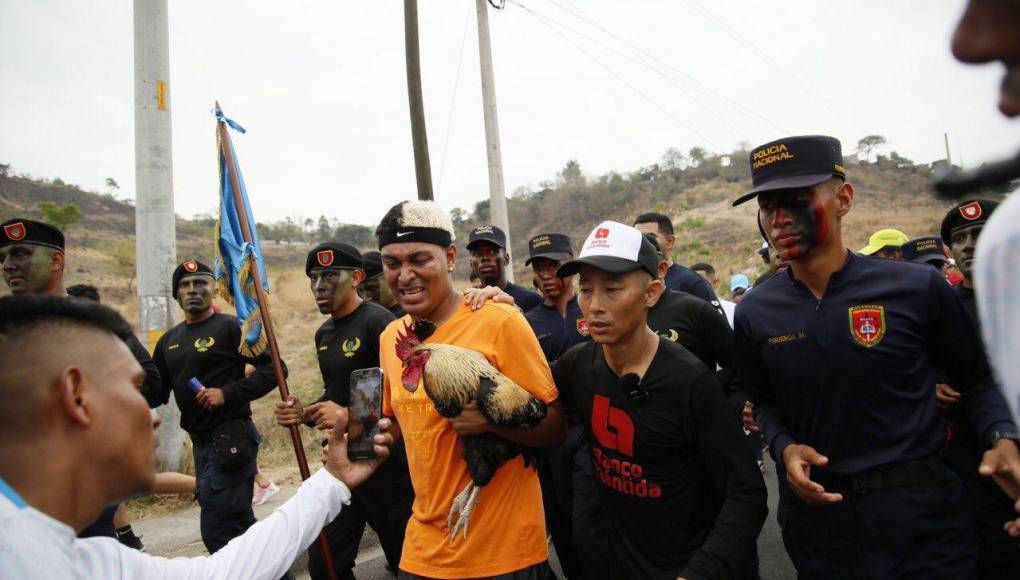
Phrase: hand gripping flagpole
[{"left": 214, "top": 102, "right": 338, "bottom": 580}]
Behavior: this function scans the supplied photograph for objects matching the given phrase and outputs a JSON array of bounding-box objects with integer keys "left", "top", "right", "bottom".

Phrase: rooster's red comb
[{"left": 395, "top": 321, "right": 419, "bottom": 361}]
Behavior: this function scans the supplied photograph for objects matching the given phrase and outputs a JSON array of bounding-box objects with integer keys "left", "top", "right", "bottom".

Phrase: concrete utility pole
[
  {"left": 134, "top": 0, "right": 182, "bottom": 471},
  {"left": 404, "top": 0, "right": 434, "bottom": 201},
  {"left": 944, "top": 132, "right": 953, "bottom": 167},
  {"left": 475, "top": 0, "right": 514, "bottom": 281}
]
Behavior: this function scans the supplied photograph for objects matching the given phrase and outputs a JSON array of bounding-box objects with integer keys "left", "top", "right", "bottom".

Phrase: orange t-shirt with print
[{"left": 381, "top": 301, "right": 559, "bottom": 579}]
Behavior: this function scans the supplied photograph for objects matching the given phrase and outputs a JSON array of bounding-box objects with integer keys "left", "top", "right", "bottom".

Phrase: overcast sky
[{"left": 2, "top": 0, "right": 1016, "bottom": 226}]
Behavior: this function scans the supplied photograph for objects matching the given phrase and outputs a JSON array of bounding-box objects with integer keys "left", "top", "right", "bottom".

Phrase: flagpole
[{"left": 215, "top": 103, "right": 338, "bottom": 580}]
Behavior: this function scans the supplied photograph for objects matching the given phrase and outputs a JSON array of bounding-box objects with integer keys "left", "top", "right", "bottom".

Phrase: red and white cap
[{"left": 557, "top": 221, "right": 660, "bottom": 278}]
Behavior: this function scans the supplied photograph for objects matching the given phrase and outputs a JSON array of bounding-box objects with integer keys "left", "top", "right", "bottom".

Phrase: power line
[
  {"left": 437, "top": 2, "right": 473, "bottom": 194},
  {"left": 543, "top": 0, "right": 790, "bottom": 135},
  {"left": 508, "top": 0, "right": 722, "bottom": 150},
  {"left": 515, "top": 1, "right": 755, "bottom": 141}
]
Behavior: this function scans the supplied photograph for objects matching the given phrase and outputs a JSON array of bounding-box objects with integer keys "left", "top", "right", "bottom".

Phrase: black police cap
[
  {"left": 305, "top": 242, "right": 363, "bottom": 277},
  {"left": 466, "top": 225, "right": 507, "bottom": 251},
  {"left": 0, "top": 218, "right": 64, "bottom": 252},
  {"left": 526, "top": 233, "right": 573, "bottom": 266},
  {"left": 361, "top": 250, "right": 384, "bottom": 279},
  {"left": 171, "top": 260, "right": 214, "bottom": 299},
  {"left": 733, "top": 135, "right": 846, "bottom": 206},
  {"left": 940, "top": 199, "right": 999, "bottom": 245},
  {"left": 901, "top": 236, "right": 947, "bottom": 265}
]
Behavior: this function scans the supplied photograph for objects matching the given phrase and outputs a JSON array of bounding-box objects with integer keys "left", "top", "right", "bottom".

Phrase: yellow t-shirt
[{"left": 381, "top": 302, "right": 558, "bottom": 578}]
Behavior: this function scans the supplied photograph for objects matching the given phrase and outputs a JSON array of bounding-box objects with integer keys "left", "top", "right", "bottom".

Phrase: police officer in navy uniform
[
  {"left": 937, "top": 200, "right": 1020, "bottom": 578},
  {"left": 900, "top": 236, "right": 950, "bottom": 272},
  {"left": 521, "top": 233, "right": 593, "bottom": 580},
  {"left": 466, "top": 225, "right": 543, "bottom": 311},
  {"left": 276, "top": 243, "right": 413, "bottom": 579},
  {"left": 151, "top": 260, "right": 282, "bottom": 555},
  {"left": 731, "top": 135, "right": 1020, "bottom": 578},
  {"left": 633, "top": 212, "right": 719, "bottom": 306}
]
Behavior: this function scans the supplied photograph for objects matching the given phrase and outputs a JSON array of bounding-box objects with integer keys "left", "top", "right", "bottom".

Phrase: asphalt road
[{"left": 138, "top": 456, "right": 795, "bottom": 579}]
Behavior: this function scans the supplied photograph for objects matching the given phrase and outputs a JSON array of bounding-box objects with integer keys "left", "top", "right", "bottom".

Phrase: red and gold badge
[
  {"left": 183, "top": 260, "right": 199, "bottom": 273},
  {"left": 317, "top": 250, "right": 335, "bottom": 267},
  {"left": 3, "top": 222, "right": 26, "bottom": 241},
  {"left": 959, "top": 201, "right": 983, "bottom": 221},
  {"left": 576, "top": 318, "right": 590, "bottom": 337},
  {"left": 848, "top": 305, "right": 886, "bottom": 348}
]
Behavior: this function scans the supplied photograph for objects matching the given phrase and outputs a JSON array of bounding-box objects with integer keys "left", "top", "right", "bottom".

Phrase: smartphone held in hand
[{"left": 347, "top": 367, "right": 384, "bottom": 461}]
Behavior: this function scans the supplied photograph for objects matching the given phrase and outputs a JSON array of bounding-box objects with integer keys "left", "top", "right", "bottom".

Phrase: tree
[
  {"left": 888, "top": 151, "right": 915, "bottom": 168},
  {"left": 0, "top": 163, "right": 10, "bottom": 178},
  {"left": 559, "top": 160, "right": 584, "bottom": 187},
  {"left": 450, "top": 207, "right": 467, "bottom": 225},
  {"left": 38, "top": 201, "right": 81, "bottom": 230},
  {"left": 856, "top": 135, "right": 887, "bottom": 162},
  {"left": 474, "top": 199, "right": 491, "bottom": 223},
  {"left": 105, "top": 177, "right": 120, "bottom": 192},
  {"left": 108, "top": 240, "right": 136, "bottom": 291},
  {"left": 333, "top": 223, "right": 374, "bottom": 248},
  {"left": 688, "top": 147, "right": 707, "bottom": 167},
  {"left": 661, "top": 147, "right": 688, "bottom": 173},
  {"left": 316, "top": 215, "right": 331, "bottom": 241}
]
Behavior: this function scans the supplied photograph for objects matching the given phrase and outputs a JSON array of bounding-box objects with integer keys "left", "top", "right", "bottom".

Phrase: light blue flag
[{"left": 213, "top": 104, "right": 270, "bottom": 357}]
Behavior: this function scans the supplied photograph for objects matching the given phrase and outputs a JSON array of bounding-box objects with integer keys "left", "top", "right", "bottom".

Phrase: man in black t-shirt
[
  {"left": 275, "top": 242, "right": 413, "bottom": 579},
  {"left": 151, "top": 260, "right": 281, "bottom": 554},
  {"left": 553, "top": 221, "right": 767, "bottom": 580}
]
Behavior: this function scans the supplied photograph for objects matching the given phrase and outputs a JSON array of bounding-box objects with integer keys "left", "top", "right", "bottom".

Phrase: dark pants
[
  {"left": 309, "top": 446, "right": 413, "bottom": 580},
  {"left": 536, "top": 443, "right": 580, "bottom": 579},
  {"left": 778, "top": 471, "right": 977, "bottom": 579},
  {"left": 567, "top": 425, "right": 611, "bottom": 580},
  {"left": 397, "top": 560, "right": 554, "bottom": 580},
  {"left": 192, "top": 420, "right": 259, "bottom": 554},
  {"left": 78, "top": 504, "right": 118, "bottom": 539}
]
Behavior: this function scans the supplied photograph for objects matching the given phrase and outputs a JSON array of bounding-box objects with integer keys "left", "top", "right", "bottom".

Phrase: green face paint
[
  {"left": 310, "top": 268, "right": 354, "bottom": 315},
  {"left": 1, "top": 244, "right": 55, "bottom": 294}
]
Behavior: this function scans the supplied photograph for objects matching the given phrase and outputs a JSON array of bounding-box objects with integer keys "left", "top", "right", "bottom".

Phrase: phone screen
[{"left": 347, "top": 367, "right": 383, "bottom": 460}]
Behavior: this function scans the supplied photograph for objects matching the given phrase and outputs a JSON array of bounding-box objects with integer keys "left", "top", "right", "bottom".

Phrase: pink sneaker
[{"left": 252, "top": 480, "right": 279, "bottom": 506}]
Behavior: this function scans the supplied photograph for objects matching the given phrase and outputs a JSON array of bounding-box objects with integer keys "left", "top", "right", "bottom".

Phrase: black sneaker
[{"left": 116, "top": 527, "right": 145, "bottom": 552}]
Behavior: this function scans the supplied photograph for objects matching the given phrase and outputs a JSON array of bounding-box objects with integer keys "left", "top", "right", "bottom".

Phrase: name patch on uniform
[
  {"left": 342, "top": 337, "right": 361, "bottom": 358},
  {"left": 576, "top": 318, "right": 590, "bottom": 337},
  {"left": 848, "top": 305, "right": 885, "bottom": 348},
  {"left": 766, "top": 331, "right": 806, "bottom": 345}
]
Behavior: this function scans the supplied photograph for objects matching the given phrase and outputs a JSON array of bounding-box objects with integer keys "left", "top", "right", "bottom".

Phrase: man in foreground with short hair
[
  {"left": 0, "top": 293, "right": 394, "bottom": 578},
  {"left": 466, "top": 224, "right": 543, "bottom": 311},
  {"left": 733, "top": 135, "right": 1020, "bottom": 576},
  {"left": 554, "top": 220, "right": 767, "bottom": 579},
  {"left": 633, "top": 212, "right": 718, "bottom": 305}
]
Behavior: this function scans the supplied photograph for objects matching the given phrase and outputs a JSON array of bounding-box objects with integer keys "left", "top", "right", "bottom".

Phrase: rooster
[{"left": 395, "top": 319, "right": 548, "bottom": 541}]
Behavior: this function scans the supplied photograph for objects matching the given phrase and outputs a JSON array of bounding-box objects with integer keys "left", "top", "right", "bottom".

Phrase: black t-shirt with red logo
[{"left": 554, "top": 337, "right": 767, "bottom": 580}]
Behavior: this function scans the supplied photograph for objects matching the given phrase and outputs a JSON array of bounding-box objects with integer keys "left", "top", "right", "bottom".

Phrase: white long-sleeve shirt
[
  {"left": 0, "top": 469, "right": 351, "bottom": 579},
  {"left": 975, "top": 188, "right": 1020, "bottom": 424}
]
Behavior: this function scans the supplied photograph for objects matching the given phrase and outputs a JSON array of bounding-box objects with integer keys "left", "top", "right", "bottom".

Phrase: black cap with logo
[
  {"left": 466, "top": 225, "right": 507, "bottom": 251},
  {"left": 526, "top": 233, "right": 573, "bottom": 266},
  {"left": 305, "top": 242, "right": 363, "bottom": 276},
  {"left": 0, "top": 218, "right": 65, "bottom": 252},
  {"left": 940, "top": 199, "right": 999, "bottom": 245},
  {"left": 733, "top": 135, "right": 846, "bottom": 206},
  {"left": 901, "top": 236, "right": 948, "bottom": 266}
]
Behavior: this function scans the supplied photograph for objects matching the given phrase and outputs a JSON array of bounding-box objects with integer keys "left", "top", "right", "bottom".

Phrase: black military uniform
[
  {"left": 467, "top": 225, "right": 543, "bottom": 311},
  {"left": 151, "top": 260, "right": 281, "bottom": 554},
  {"left": 939, "top": 200, "right": 1019, "bottom": 579},
  {"left": 554, "top": 223, "right": 767, "bottom": 580},
  {"left": 732, "top": 136, "right": 1018, "bottom": 578},
  {"left": 304, "top": 243, "right": 414, "bottom": 580}
]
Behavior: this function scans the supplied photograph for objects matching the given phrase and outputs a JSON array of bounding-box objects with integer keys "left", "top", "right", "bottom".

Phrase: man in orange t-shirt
[{"left": 374, "top": 200, "right": 565, "bottom": 579}]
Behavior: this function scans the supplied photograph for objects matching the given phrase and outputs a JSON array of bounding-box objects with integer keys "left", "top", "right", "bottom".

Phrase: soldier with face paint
[
  {"left": 360, "top": 250, "right": 405, "bottom": 318},
  {"left": 0, "top": 218, "right": 66, "bottom": 296},
  {"left": 151, "top": 259, "right": 282, "bottom": 555},
  {"left": 937, "top": 199, "right": 1020, "bottom": 578},
  {"left": 732, "top": 135, "right": 1020, "bottom": 578},
  {"left": 275, "top": 242, "right": 413, "bottom": 580}
]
